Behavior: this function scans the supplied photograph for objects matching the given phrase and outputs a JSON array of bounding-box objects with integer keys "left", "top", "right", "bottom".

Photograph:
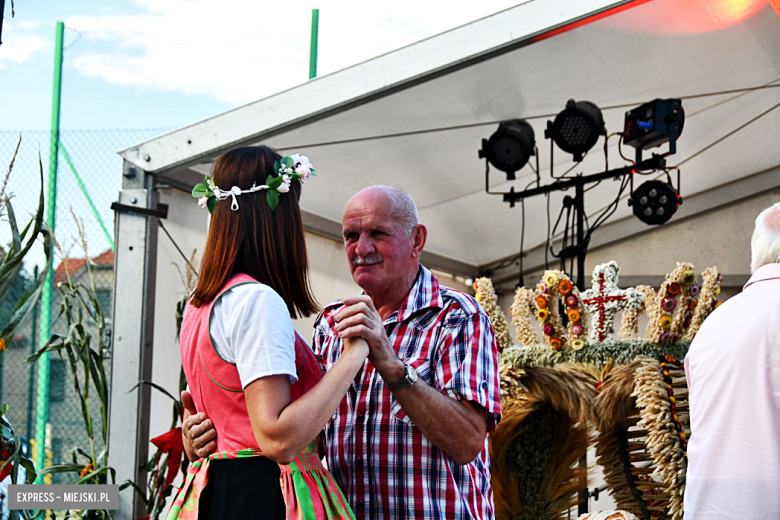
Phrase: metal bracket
[{"left": 111, "top": 202, "right": 169, "bottom": 219}]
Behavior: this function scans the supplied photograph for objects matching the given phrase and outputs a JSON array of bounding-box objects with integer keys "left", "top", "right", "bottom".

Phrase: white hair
[
  {"left": 750, "top": 202, "right": 780, "bottom": 273},
  {"left": 370, "top": 185, "right": 420, "bottom": 236}
]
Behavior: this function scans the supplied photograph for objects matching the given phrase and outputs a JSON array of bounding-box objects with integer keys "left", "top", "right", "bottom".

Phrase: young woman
[{"left": 168, "top": 146, "right": 366, "bottom": 520}]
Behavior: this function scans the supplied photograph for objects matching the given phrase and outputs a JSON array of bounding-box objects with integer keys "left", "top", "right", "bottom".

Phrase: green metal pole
[
  {"left": 35, "top": 20, "right": 64, "bottom": 479},
  {"left": 309, "top": 9, "right": 319, "bottom": 79},
  {"left": 26, "top": 266, "right": 39, "bottom": 443},
  {"left": 59, "top": 140, "right": 115, "bottom": 250}
]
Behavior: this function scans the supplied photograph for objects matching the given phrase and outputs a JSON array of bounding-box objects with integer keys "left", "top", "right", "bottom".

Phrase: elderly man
[
  {"left": 184, "top": 186, "right": 501, "bottom": 519},
  {"left": 684, "top": 202, "right": 780, "bottom": 519}
]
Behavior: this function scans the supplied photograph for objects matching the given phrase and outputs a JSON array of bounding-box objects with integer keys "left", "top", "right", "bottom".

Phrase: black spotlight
[
  {"left": 629, "top": 180, "right": 679, "bottom": 225},
  {"left": 479, "top": 119, "right": 535, "bottom": 180},
  {"left": 624, "top": 98, "right": 684, "bottom": 162},
  {"left": 545, "top": 99, "right": 606, "bottom": 162}
]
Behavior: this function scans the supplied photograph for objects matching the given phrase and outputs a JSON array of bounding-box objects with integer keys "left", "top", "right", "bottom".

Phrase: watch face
[{"left": 407, "top": 364, "right": 418, "bottom": 383}]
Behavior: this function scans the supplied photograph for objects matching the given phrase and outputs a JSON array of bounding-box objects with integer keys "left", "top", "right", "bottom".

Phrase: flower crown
[{"left": 191, "top": 154, "right": 316, "bottom": 213}]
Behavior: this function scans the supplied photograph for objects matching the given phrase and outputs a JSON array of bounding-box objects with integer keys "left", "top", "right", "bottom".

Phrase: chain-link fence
[{"left": 0, "top": 128, "right": 171, "bottom": 517}]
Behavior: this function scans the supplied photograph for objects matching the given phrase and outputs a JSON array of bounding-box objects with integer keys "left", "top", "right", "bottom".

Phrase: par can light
[
  {"left": 479, "top": 119, "right": 536, "bottom": 180},
  {"left": 546, "top": 99, "right": 605, "bottom": 162},
  {"left": 629, "top": 180, "right": 679, "bottom": 225},
  {"left": 624, "top": 98, "right": 684, "bottom": 162}
]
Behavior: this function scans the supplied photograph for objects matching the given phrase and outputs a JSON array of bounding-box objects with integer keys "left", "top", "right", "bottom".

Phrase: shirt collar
[
  {"left": 744, "top": 263, "right": 780, "bottom": 289},
  {"left": 384, "top": 265, "right": 443, "bottom": 325}
]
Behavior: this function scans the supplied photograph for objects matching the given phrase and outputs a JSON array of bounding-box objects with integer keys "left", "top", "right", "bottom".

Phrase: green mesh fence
[{"left": 0, "top": 129, "right": 171, "bottom": 506}]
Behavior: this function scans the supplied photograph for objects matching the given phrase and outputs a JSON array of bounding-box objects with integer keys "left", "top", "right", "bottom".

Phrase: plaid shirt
[{"left": 313, "top": 266, "right": 502, "bottom": 520}]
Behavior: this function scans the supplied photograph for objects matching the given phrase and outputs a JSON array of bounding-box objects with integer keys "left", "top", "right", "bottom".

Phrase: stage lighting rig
[
  {"left": 481, "top": 96, "right": 684, "bottom": 308},
  {"left": 478, "top": 119, "right": 535, "bottom": 180},
  {"left": 629, "top": 180, "right": 679, "bottom": 225},
  {"left": 624, "top": 98, "right": 684, "bottom": 163},
  {"left": 546, "top": 99, "right": 606, "bottom": 162}
]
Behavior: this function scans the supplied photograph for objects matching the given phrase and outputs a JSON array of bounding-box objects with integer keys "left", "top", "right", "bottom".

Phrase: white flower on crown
[
  {"left": 290, "top": 153, "right": 313, "bottom": 180},
  {"left": 278, "top": 174, "right": 292, "bottom": 193},
  {"left": 197, "top": 196, "right": 208, "bottom": 208}
]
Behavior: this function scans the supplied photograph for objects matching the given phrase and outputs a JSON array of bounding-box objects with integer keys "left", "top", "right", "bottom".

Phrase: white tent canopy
[
  {"left": 109, "top": 1, "right": 780, "bottom": 517},
  {"left": 120, "top": 0, "right": 780, "bottom": 281}
]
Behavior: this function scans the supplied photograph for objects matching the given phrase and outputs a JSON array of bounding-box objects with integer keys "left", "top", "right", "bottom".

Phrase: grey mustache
[{"left": 353, "top": 254, "right": 383, "bottom": 266}]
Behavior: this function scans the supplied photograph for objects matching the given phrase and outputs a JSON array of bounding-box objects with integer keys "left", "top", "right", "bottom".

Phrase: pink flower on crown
[
  {"left": 198, "top": 196, "right": 208, "bottom": 208},
  {"left": 290, "top": 154, "right": 313, "bottom": 180},
  {"left": 278, "top": 175, "right": 292, "bottom": 193}
]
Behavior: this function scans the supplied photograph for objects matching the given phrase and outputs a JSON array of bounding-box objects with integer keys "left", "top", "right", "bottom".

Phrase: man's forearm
[{"left": 385, "top": 360, "right": 487, "bottom": 465}]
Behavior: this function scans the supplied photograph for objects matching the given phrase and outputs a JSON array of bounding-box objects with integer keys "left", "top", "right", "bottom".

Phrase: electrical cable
[
  {"left": 675, "top": 100, "right": 780, "bottom": 167},
  {"left": 557, "top": 91, "right": 772, "bottom": 255},
  {"left": 617, "top": 132, "right": 633, "bottom": 164},
  {"left": 584, "top": 180, "right": 601, "bottom": 193},
  {"left": 552, "top": 155, "right": 586, "bottom": 181},
  {"left": 545, "top": 192, "right": 551, "bottom": 270},
  {"left": 551, "top": 201, "right": 569, "bottom": 258},
  {"left": 476, "top": 88, "right": 780, "bottom": 277},
  {"left": 159, "top": 221, "right": 199, "bottom": 278},
  {"left": 275, "top": 83, "right": 780, "bottom": 151}
]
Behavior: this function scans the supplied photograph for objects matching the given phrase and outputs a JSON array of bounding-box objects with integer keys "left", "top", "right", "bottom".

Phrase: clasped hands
[
  {"left": 181, "top": 294, "right": 402, "bottom": 460},
  {"left": 334, "top": 295, "right": 405, "bottom": 380}
]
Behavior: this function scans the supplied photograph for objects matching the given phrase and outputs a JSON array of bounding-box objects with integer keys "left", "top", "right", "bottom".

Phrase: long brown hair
[{"left": 191, "top": 146, "right": 318, "bottom": 318}]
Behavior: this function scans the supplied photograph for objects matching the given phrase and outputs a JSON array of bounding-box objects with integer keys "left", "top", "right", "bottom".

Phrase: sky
[
  {"left": 0, "top": 0, "right": 528, "bottom": 131},
  {"left": 0, "top": 0, "right": 532, "bottom": 266}
]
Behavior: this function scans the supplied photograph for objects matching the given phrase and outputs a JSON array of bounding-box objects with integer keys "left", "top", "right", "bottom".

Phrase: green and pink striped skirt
[{"left": 167, "top": 441, "right": 354, "bottom": 520}]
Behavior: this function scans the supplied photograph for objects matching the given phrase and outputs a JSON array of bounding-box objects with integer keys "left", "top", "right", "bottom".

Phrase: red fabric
[
  {"left": 0, "top": 461, "right": 12, "bottom": 482},
  {"left": 150, "top": 427, "right": 184, "bottom": 490},
  {"left": 180, "top": 273, "right": 322, "bottom": 452}
]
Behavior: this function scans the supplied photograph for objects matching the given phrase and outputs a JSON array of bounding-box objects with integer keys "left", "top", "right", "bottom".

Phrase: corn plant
[{"left": 0, "top": 143, "right": 54, "bottom": 518}]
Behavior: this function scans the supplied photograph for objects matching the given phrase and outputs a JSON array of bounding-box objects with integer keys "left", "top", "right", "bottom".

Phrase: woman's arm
[{"left": 244, "top": 337, "right": 368, "bottom": 464}]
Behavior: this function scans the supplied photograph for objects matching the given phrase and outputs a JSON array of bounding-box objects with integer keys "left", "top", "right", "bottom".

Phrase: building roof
[
  {"left": 54, "top": 250, "right": 114, "bottom": 286},
  {"left": 119, "top": 0, "right": 780, "bottom": 281}
]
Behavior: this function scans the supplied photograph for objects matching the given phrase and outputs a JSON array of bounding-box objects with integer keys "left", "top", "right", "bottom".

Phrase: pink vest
[{"left": 180, "top": 273, "right": 322, "bottom": 452}]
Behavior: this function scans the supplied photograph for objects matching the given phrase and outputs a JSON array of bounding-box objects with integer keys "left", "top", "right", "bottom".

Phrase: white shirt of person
[
  {"left": 684, "top": 263, "right": 780, "bottom": 519},
  {"left": 207, "top": 283, "right": 298, "bottom": 389}
]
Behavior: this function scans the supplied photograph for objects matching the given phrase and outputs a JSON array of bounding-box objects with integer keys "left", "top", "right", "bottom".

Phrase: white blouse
[{"left": 208, "top": 282, "right": 298, "bottom": 389}]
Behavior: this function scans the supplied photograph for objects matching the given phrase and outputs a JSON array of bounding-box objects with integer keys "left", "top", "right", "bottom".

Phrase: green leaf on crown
[
  {"left": 192, "top": 183, "right": 209, "bottom": 198},
  {"left": 281, "top": 156, "right": 294, "bottom": 168},
  {"left": 267, "top": 190, "right": 280, "bottom": 210},
  {"left": 274, "top": 160, "right": 280, "bottom": 173},
  {"left": 266, "top": 174, "right": 284, "bottom": 189},
  {"left": 207, "top": 196, "right": 217, "bottom": 214}
]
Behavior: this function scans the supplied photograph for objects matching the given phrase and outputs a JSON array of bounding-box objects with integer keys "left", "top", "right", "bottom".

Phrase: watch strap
[{"left": 386, "top": 364, "right": 417, "bottom": 392}]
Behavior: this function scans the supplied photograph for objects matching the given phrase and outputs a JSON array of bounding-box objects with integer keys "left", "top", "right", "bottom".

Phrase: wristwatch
[{"left": 385, "top": 363, "right": 418, "bottom": 392}]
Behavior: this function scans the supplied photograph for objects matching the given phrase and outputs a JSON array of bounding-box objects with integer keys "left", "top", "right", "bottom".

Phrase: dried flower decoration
[
  {"left": 510, "top": 287, "right": 539, "bottom": 347},
  {"left": 473, "top": 277, "right": 512, "bottom": 352},
  {"left": 581, "top": 262, "right": 643, "bottom": 343}
]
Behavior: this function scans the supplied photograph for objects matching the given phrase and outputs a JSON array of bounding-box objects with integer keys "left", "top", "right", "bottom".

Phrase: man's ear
[{"left": 411, "top": 224, "right": 427, "bottom": 259}]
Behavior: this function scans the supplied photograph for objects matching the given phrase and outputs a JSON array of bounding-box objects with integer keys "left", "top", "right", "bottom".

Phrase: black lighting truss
[{"left": 486, "top": 154, "right": 668, "bottom": 292}]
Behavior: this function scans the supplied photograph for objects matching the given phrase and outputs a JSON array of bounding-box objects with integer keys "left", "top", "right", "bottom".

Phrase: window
[
  {"left": 95, "top": 289, "right": 112, "bottom": 316},
  {"left": 88, "top": 288, "right": 112, "bottom": 325}
]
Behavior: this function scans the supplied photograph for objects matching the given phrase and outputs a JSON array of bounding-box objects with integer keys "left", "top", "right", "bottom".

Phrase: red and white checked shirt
[{"left": 313, "top": 266, "right": 502, "bottom": 520}]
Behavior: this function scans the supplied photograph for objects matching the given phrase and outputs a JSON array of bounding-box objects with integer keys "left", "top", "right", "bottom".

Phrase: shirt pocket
[{"left": 389, "top": 357, "right": 431, "bottom": 426}]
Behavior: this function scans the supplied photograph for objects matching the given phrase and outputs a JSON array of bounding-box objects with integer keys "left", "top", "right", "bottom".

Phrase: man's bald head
[
  {"left": 342, "top": 186, "right": 427, "bottom": 310},
  {"left": 348, "top": 186, "right": 420, "bottom": 237},
  {"left": 751, "top": 202, "right": 780, "bottom": 273}
]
